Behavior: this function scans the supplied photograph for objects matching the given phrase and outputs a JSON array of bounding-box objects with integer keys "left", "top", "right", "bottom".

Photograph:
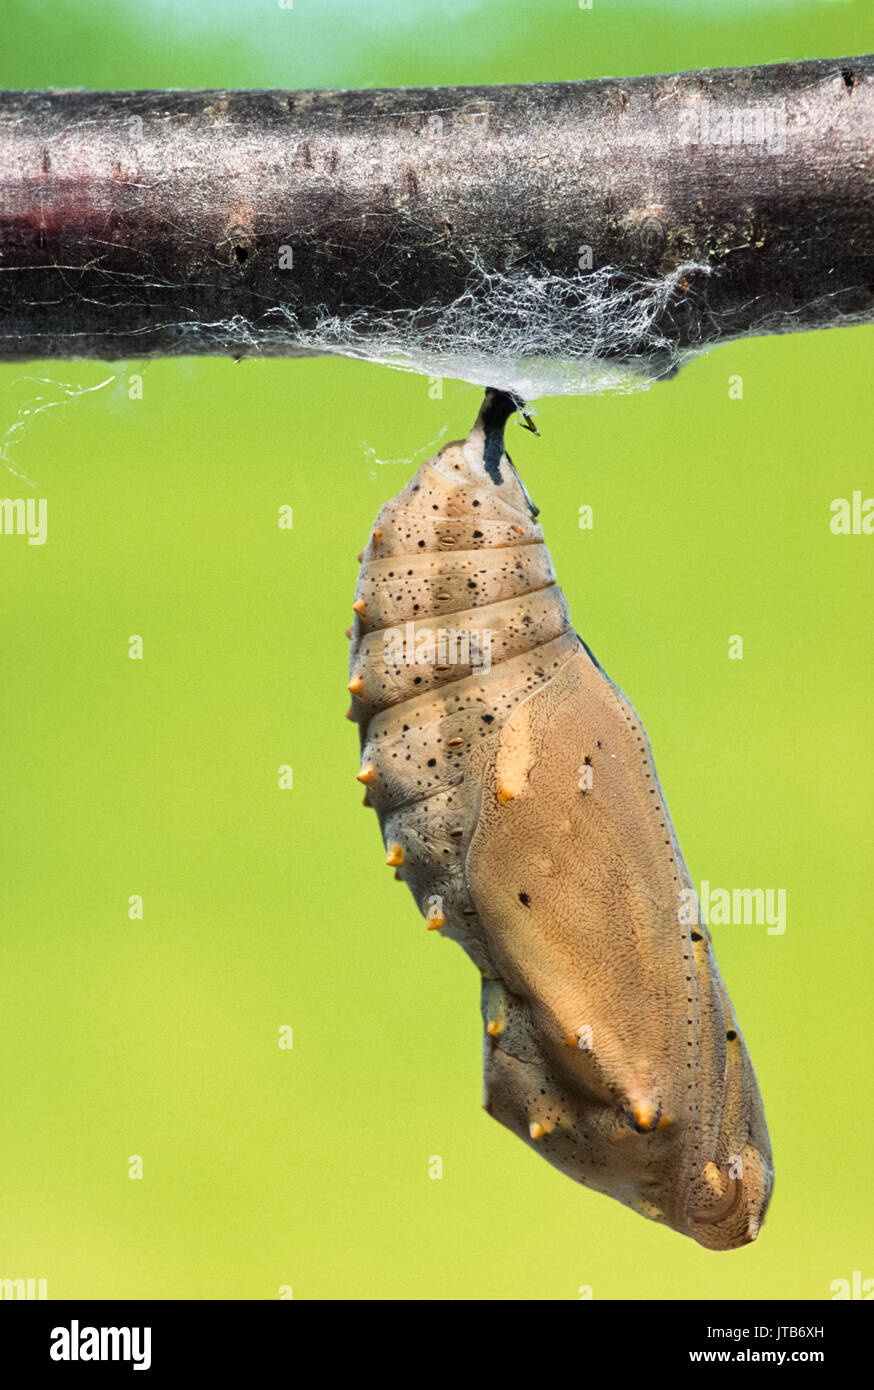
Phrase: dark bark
[{"left": 0, "top": 56, "right": 871, "bottom": 374}]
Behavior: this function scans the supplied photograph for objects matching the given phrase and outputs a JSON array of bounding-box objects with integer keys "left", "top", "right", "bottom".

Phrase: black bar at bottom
[{"left": 4, "top": 1298, "right": 867, "bottom": 1374}]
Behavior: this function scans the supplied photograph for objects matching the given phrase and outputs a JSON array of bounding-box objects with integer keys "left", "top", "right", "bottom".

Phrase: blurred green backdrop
[{"left": 1, "top": 0, "right": 872, "bottom": 1300}]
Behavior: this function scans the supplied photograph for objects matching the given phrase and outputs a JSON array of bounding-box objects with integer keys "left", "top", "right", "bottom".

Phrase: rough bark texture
[{"left": 0, "top": 56, "right": 871, "bottom": 372}]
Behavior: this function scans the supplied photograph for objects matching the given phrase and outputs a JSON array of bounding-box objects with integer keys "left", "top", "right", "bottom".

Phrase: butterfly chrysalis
[{"left": 347, "top": 390, "right": 773, "bottom": 1250}]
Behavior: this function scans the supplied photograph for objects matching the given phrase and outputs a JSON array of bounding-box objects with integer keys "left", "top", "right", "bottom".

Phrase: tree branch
[{"left": 0, "top": 55, "right": 871, "bottom": 384}]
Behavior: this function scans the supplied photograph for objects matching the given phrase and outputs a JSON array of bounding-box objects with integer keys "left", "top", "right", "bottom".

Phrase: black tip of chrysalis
[
  {"left": 478, "top": 388, "right": 540, "bottom": 518},
  {"left": 480, "top": 388, "right": 521, "bottom": 485}
]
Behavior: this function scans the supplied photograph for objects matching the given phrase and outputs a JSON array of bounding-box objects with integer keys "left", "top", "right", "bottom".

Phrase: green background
[{"left": 1, "top": 0, "right": 871, "bottom": 1300}]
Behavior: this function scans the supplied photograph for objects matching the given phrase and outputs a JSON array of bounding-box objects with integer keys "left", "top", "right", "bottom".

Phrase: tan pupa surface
[{"left": 347, "top": 391, "right": 773, "bottom": 1250}]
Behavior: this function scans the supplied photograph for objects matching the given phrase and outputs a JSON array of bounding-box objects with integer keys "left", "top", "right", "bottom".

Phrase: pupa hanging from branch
[{"left": 347, "top": 391, "right": 773, "bottom": 1251}]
